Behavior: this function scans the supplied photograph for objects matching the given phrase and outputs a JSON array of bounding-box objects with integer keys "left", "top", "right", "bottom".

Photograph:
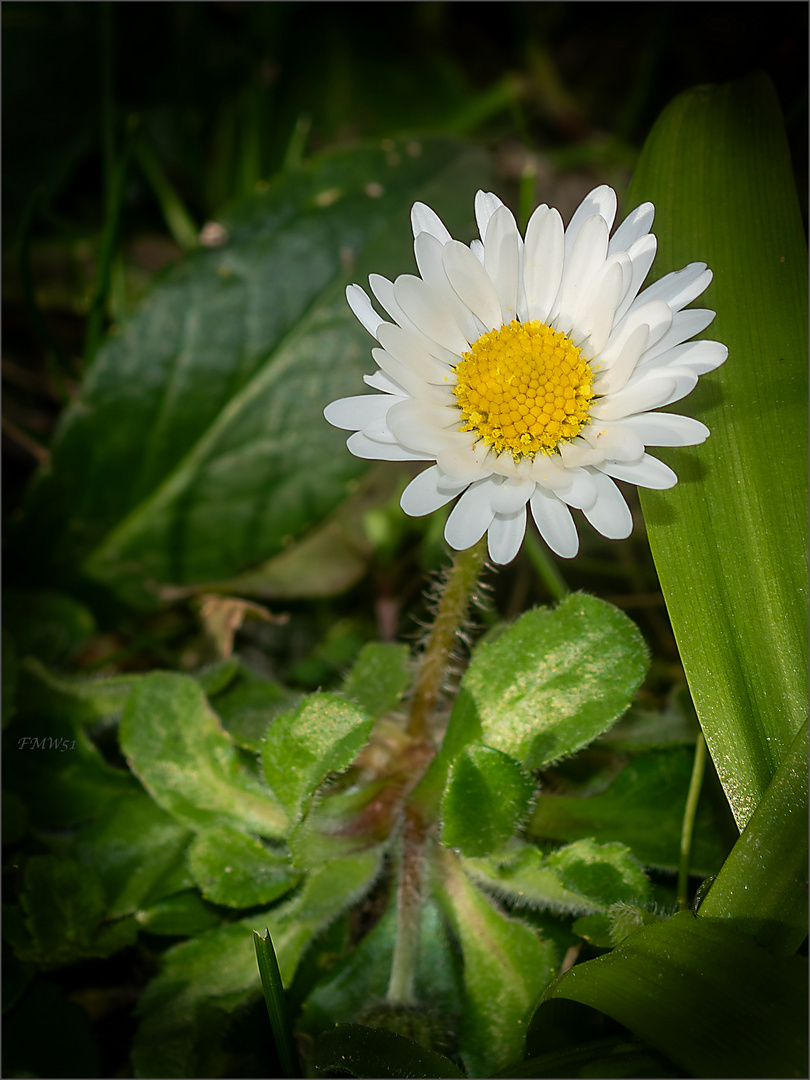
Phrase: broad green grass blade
[
  {"left": 544, "top": 910, "right": 808, "bottom": 1079},
  {"left": 627, "top": 74, "right": 808, "bottom": 829},
  {"left": 697, "top": 717, "right": 808, "bottom": 955}
]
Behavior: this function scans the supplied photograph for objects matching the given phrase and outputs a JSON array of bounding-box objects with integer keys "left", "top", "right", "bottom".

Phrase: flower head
[{"left": 325, "top": 186, "right": 727, "bottom": 564}]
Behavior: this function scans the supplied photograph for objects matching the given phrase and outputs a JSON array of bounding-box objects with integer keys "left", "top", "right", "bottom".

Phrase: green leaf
[
  {"left": 528, "top": 748, "right": 731, "bottom": 875},
  {"left": 18, "top": 655, "right": 142, "bottom": 726},
  {"left": 464, "top": 839, "right": 650, "bottom": 917},
  {"left": 4, "top": 590, "right": 96, "bottom": 666},
  {"left": 4, "top": 712, "right": 133, "bottom": 828},
  {"left": 189, "top": 826, "right": 300, "bottom": 908},
  {"left": 341, "top": 641, "right": 412, "bottom": 719},
  {"left": 502, "top": 1039, "right": 679, "bottom": 1079},
  {"left": 193, "top": 656, "right": 241, "bottom": 697},
  {"left": 288, "top": 778, "right": 394, "bottom": 869},
  {"left": 133, "top": 920, "right": 267, "bottom": 1078},
  {"left": 544, "top": 910, "right": 808, "bottom": 1079},
  {"left": 8, "top": 855, "right": 136, "bottom": 969},
  {"left": 453, "top": 594, "right": 648, "bottom": 770},
  {"left": 261, "top": 691, "right": 374, "bottom": 829},
  {"left": 628, "top": 73, "right": 808, "bottom": 829},
  {"left": 208, "top": 663, "right": 302, "bottom": 751},
  {"left": 696, "top": 717, "right": 808, "bottom": 954},
  {"left": 136, "top": 891, "right": 221, "bottom": 937},
  {"left": 14, "top": 138, "right": 491, "bottom": 608},
  {"left": 216, "top": 466, "right": 404, "bottom": 600},
  {"left": 133, "top": 848, "right": 382, "bottom": 1077},
  {"left": 120, "top": 671, "right": 287, "bottom": 837},
  {"left": 74, "top": 790, "right": 194, "bottom": 917},
  {"left": 313, "top": 1023, "right": 465, "bottom": 1079},
  {"left": 597, "top": 686, "right": 700, "bottom": 752},
  {"left": 434, "top": 847, "right": 556, "bottom": 1077},
  {"left": 414, "top": 596, "right": 648, "bottom": 817},
  {"left": 441, "top": 745, "right": 535, "bottom": 856}
]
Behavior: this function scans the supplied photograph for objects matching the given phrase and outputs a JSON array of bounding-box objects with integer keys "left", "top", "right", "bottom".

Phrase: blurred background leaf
[{"left": 10, "top": 138, "right": 492, "bottom": 608}]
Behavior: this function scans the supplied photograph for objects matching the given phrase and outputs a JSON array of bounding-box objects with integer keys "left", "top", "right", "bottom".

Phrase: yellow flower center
[{"left": 453, "top": 319, "right": 593, "bottom": 459}]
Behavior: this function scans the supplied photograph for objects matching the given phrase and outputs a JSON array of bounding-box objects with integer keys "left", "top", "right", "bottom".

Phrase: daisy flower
[{"left": 324, "top": 186, "right": 727, "bottom": 565}]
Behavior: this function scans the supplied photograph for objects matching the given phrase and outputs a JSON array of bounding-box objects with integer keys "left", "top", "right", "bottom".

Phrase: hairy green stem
[
  {"left": 389, "top": 540, "right": 488, "bottom": 1003},
  {"left": 406, "top": 538, "right": 488, "bottom": 743},
  {"left": 677, "top": 731, "right": 707, "bottom": 910},
  {"left": 387, "top": 807, "right": 427, "bottom": 1004}
]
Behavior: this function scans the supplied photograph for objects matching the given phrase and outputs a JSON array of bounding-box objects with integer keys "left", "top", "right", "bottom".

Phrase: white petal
[
  {"left": 386, "top": 398, "right": 461, "bottom": 453},
  {"left": 555, "top": 467, "right": 598, "bottom": 510},
  {"left": 376, "top": 324, "right": 456, "bottom": 386},
  {"left": 590, "top": 377, "right": 677, "bottom": 421},
  {"left": 362, "top": 416, "right": 403, "bottom": 444},
  {"left": 582, "top": 420, "right": 645, "bottom": 462},
  {"left": 643, "top": 308, "right": 716, "bottom": 362},
  {"left": 613, "top": 234, "right": 658, "bottom": 323},
  {"left": 556, "top": 215, "right": 609, "bottom": 335},
  {"left": 475, "top": 191, "right": 505, "bottom": 244},
  {"left": 347, "top": 284, "right": 385, "bottom": 338},
  {"left": 364, "top": 370, "right": 406, "bottom": 394},
  {"left": 436, "top": 443, "right": 494, "bottom": 482},
  {"left": 598, "top": 300, "right": 672, "bottom": 374},
  {"left": 413, "top": 232, "right": 482, "bottom": 344},
  {"left": 369, "top": 273, "right": 415, "bottom": 328},
  {"left": 591, "top": 323, "right": 650, "bottom": 396},
  {"left": 608, "top": 201, "right": 654, "bottom": 255},
  {"left": 631, "top": 262, "right": 712, "bottom": 315},
  {"left": 599, "top": 454, "right": 677, "bottom": 489},
  {"left": 523, "top": 205, "right": 565, "bottom": 323},
  {"left": 371, "top": 348, "right": 449, "bottom": 404},
  {"left": 444, "top": 478, "right": 497, "bottom": 550},
  {"left": 324, "top": 394, "right": 396, "bottom": 431},
  {"left": 400, "top": 464, "right": 466, "bottom": 516},
  {"left": 620, "top": 411, "right": 709, "bottom": 446},
  {"left": 347, "top": 431, "right": 431, "bottom": 461},
  {"left": 484, "top": 205, "right": 521, "bottom": 323},
  {"left": 369, "top": 274, "right": 461, "bottom": 365},
  {"left": 411, "top": 201, "right": 451, "bottom": 243},
  {"left": 530, "top": 488, "right": 579, "bottom": 557},
  {"left": 565, "top": 186, "right": 617, "bottom": 264},
  {"left": 655, "top": 369, "right": 700, "bottom": 408},
  {"left": 393, "top": 274, "right": 470, "bottom": 354},
  {"left": 442, "top": 239, "right": 503, "bottom": 331},
  {"left": 490, "top": 477, "right": 535, "bottom": 514},
  {"left": 574, "top": 258, "right": 625, "bottom": 354},
  {"left": 683, "top": 340, "right": 727, "bottom": 376},
  {"left": 583, "top": 472, "right": 633, "bottom": 539},
  {"left": 488, "top": 507, "right": 528, "bottom": 565},
  {"left": 558, "top": 438, "right": 605, "bottom": 469},
  {"left": 528, "top": 453, "right": 573, "bottom": 489},
  {"left": 640, "top": 339, "right": 728, "bottom": 377}
]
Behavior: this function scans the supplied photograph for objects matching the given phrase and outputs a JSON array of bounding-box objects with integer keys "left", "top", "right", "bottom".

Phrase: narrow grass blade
[{"left": 253, "top": 927, "right": 302, "bottom": 1079}]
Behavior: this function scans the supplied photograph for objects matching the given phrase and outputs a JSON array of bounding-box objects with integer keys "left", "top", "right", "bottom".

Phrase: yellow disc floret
[{"left": 453, "top": 319, "right": 593, "bottom": 458}]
